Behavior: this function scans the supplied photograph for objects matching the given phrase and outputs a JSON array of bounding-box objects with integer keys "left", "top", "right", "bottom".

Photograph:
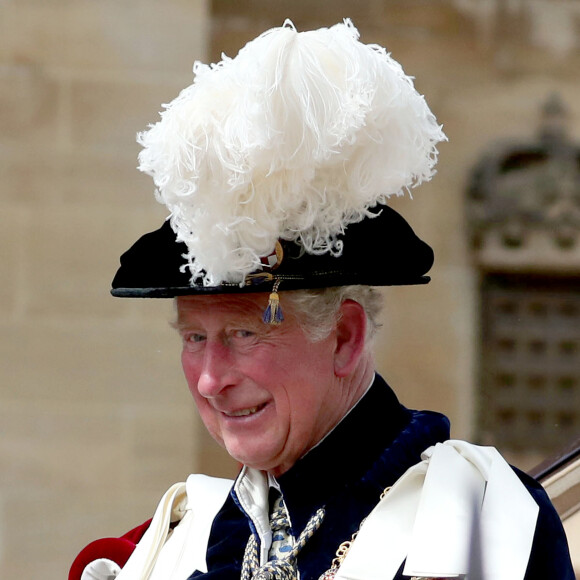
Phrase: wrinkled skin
[{"left": 175, "top": 293, "right": 373, "bottom": 476}]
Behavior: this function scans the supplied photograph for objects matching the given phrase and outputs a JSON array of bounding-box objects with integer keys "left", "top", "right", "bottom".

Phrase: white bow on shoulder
[
  {"left": 335, "top": 440, "right": 539, "bottom": 580},
  {"left": 81, "top": 474, "right": 232, "bottom": 580}
]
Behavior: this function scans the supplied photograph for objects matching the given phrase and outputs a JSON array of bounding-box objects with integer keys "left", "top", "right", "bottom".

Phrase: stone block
[
  {"left": 374, "top": 281, "right": 456, "bottom": 412},
  {"left": 77, "top": 0, "right": 209, "bottom": 73},
  {"left": 61, "top": 149, "right": 161, "bottom": 209},
  {"left": 0, "top": 148, "right": 66, "bottom": 205},
  {"left": 0, "top": 486, "right": 171, "bottom": 579},
  {"left": 0, "top": 1, "right": 208, "bottom": 74},
  {"left": 73, "top": 76, "right": 200, "bottom": 155},
  {"left": 0, "top": 402, "right": 125, "bottom": 492},
  {"left": 24, "top": 206, "right": 157, "bottom": 319},
  {"left": 0, "top": 319, "right": 187, "bottom": 407},
  {"left": 1, "top": 146, "right": 163, "bottom": 208},
  {"left": 128, "top": 408, "right": 197, "bottom": 492},
  {"left": 69, "top": 78, "right": 184, "bottom": 154},
  {"left": 212, "top": 0, "right": 373, "bottom": 23},
  {"left": 0, "top": 62, "right": 60, "bottom": 145},
  {"left": 0, "top": 350, "right": 198, "bottom": 576},
  {"left": 0, "top": 207, "right": 26, "bottom": 318}
]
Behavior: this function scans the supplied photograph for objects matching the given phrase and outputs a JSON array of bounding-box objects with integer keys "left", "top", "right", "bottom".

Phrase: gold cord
[{"left": 318, "top": 486, "right": 438, "bottom": 580}]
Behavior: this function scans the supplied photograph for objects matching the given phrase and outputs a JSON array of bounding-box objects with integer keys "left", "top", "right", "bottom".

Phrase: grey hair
[{"left": 282, "top": 286, "right": 383, "bottom": 343}]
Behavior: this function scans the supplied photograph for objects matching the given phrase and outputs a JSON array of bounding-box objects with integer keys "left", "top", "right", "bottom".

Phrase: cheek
[
  {"left": 181, "top": 352, "right": 224, "bottom": 442},
  {"left": 293, "top": 353, "right": 336, "bottom": 408},
  {"left": 181, "top": 351, "right": 202, "bottom": 396},
  {"left": 181, "top": 348, "right": 192, "bottom": 373}
]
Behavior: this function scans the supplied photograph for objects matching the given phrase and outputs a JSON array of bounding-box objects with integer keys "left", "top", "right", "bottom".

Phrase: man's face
[{"left": 176, "top": 293, "right": 346, "bottom": 476}]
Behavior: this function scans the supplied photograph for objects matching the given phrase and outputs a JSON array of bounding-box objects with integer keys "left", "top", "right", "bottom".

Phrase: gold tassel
[{"left": 263, "top": 280, "right": 284, "bottom": 325}]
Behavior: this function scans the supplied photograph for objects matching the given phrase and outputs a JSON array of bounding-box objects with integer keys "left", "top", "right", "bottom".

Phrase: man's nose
[{"left": 196, "top": 341, "right": 235, "bottom": 398}]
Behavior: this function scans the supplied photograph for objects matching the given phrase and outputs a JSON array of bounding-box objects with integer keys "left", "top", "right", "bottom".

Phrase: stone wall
[
  {"left": 0, "top": 1, "right": 209, "bottom": 577},
  {"left": 1, "top": 1, "right": 579, "bottom": 577}
]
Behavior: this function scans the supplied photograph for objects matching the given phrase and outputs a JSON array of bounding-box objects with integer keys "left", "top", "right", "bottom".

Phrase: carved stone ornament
[{"left": 467, "top": 95, "right": 580, "bottom": 273}]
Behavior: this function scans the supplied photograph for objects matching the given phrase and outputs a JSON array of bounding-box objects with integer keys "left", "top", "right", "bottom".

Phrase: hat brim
[{"left": 111, "top": 205, "right": 433, "bottom": 298}]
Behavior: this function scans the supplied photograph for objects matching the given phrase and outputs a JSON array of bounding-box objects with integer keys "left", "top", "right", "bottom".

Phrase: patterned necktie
[
  {"left": 268, "top": 494, "right": 294, "bottom": 561},
  {"left": 241, "top": 490, "right": 325, "bottom": 580}
]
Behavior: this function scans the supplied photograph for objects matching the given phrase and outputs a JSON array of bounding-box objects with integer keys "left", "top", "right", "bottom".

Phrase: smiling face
[{"left": 175, "top": 292, "right": 369, "bottom": 476}]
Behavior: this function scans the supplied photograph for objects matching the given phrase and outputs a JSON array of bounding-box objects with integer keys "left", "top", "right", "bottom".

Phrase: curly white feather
[{"left": 137, "top": 19, "right": 446, "bottom": 286}]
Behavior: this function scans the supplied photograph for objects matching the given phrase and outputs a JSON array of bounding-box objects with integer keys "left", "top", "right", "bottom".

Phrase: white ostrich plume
[{"left": 137, "top": 19, "right": 446, "bottom": 286}]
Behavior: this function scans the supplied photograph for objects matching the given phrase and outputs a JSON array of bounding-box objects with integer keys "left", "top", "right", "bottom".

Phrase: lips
[{"left": 223, "top": 402, "right": 267, "bottom": 418}]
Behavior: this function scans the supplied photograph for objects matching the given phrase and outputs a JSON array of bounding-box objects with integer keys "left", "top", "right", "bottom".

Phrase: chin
[{"left": 226, "top": 445, "right": 279, "bottom": 472}]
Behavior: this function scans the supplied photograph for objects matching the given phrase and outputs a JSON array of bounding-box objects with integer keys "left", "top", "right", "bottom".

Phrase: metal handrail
[{"left": 529, "top": 436, "right": 580, "bottom": 520}]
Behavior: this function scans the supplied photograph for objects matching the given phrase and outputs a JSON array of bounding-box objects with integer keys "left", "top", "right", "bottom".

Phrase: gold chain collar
[{"left": 318, "top": 486, "right": 443, "bottom": 580}]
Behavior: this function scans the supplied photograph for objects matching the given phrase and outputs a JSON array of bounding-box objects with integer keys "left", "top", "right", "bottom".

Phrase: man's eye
[
  {"left": 185, "top": 333, "right": 206, "bottom": 344},
  {"left": 233, "top": 329, "right": 255, "bottom": 339}
]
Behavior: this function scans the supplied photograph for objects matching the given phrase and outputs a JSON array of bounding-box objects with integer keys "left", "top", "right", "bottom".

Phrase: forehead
[{"left": 176, "top": 292, "right": 275, "bottom": 325}]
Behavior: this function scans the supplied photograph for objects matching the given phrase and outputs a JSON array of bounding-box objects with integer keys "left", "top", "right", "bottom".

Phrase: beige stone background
[{"left": 1, "top": 0, "right": 579, "bottom": 578}]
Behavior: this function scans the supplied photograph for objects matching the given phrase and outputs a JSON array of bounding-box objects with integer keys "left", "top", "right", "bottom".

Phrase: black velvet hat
[
  {"left": 111, "top": 204, "right": 434, "bottom": 299},
  {"left": 112, "top": 21, "right": 445, "bottom": 312}
]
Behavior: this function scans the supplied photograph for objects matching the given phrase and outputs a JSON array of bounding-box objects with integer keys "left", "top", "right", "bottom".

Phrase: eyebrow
[
  {"left": 170, "top": 319, "right": 187, "bottom": 332},
  {"left": 171, "top": 314, "right": 266, "bottom": 333}
]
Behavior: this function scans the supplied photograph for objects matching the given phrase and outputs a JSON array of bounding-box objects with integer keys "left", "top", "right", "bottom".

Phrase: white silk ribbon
[
  {"left": 335, "top": 440, "right": 539, "bottom": 580},
  {"left": 114, "top": 474, "right": 232, "bottom": 580}
]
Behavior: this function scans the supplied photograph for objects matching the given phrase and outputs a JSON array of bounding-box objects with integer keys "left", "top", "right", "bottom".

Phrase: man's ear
[{"left": 334, "top": 300, "right": 367, "bottom": 377}]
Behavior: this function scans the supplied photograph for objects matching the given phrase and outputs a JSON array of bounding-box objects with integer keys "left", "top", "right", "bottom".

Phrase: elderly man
[{"left": 70, "top": 20, "right": 574, "bottom": 580}]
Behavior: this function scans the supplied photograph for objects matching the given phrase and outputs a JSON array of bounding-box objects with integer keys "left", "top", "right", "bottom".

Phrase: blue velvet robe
[{"left": 190, "top": 375, "right": 574, "bottom": 580}]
